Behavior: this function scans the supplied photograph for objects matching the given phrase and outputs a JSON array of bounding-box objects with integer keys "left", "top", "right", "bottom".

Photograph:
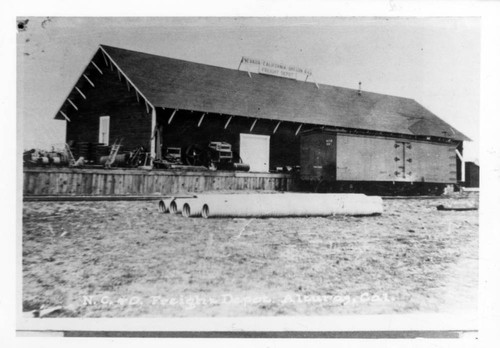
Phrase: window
[{"left": 99, "top": 116, "right": 110, "bottom": 145}]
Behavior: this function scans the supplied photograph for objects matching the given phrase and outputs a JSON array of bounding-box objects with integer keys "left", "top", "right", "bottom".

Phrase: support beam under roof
[
  {"left": 198, "top": 113, "right": 206, "bottom": 127},
  {"left": 273, "top": 121, "right": 281, "bottom": 134},
  {"left": 224, "top": 116, "right": 233, "bottom": 129},
  {"left": 101, "top": 49, "right": 109, "bottom": 66},
  {"left": 75, "top": 87, "right": 86, "bottom": 100},
  {"left": 59, "top": 111, "right": 70, "bottom": 122},
  {"left": 91, "top": 61, "right": 103, "bottom": 75},
  {"left": 83, "top": 74, "right": 95, "bottom": 87},
  {"left": 168, "top": 109, "right": 177, "bottom": 125},
  {"left": 67, "top": 98, "right": 78, "bottom": 111},
  {"left": 295, "top": 123, "right": 303, "bottom": 136},
  {"left": 250, "top": 119, "right": 258, "bottom": 132}
]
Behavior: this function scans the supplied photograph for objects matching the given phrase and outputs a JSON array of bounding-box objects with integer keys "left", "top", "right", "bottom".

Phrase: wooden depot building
[{"left": 28, "top": 44, "right": 472, "bottom": 197}]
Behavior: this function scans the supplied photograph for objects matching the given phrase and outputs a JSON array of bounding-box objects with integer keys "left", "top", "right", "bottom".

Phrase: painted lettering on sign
[{"left": 241, "top": 56, "right": 312, "bottom": 80}]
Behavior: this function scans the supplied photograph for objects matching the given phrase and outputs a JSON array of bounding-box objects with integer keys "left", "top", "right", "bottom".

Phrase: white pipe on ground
[
  {"left": 198, "top": 193, "right": 383, "bottom": 218},
  {"left": 162, "top": 193, "right": 383, "bottom": 218},
  {"left": 182, "top": 200, "right": 205, "bottom": 218}
]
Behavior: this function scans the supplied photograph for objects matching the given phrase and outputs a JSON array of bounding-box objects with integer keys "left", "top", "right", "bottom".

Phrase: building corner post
[
  {"left": 455, "top": 142, "right": 465, "bottom": 183},
  {"left": 151, "top": 107, "right": 157, "bottom": 161}
]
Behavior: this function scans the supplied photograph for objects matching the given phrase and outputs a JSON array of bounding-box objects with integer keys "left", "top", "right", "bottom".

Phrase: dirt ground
[{"left": 22, "top": 193, "right": 479, "bottom": 318}]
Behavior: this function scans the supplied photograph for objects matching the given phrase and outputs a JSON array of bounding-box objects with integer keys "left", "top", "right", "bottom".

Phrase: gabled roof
[{"left": 56, "top": 44, "right": 471, "bottom": 141}]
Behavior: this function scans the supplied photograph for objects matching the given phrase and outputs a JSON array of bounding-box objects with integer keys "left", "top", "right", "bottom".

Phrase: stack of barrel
[
  {"left": 68, "top": 142, "right": 110, "bottom": 164},
  {"left": 92, "top": 144, "right": 109, "bottom": 164},
  {"left": 72, "top": 142, "right": 90, "bottom": 161}
]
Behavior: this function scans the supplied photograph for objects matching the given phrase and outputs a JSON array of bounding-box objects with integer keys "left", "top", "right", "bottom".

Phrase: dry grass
[{"left": 22, "top": 193, "right": 479, "bottom": 317}]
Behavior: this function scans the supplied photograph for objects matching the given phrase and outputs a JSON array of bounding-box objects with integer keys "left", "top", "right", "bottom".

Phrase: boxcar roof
[{"left": 57, "top": 45, "right": 471, "bottom": 141}]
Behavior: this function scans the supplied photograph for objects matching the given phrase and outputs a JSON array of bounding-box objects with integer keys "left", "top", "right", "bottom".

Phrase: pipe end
[
  {"left": 169, "top": 201, "right": 178, "bottom": 214},
  {"left": 182, "top": 203, "right": 190, "bottom": 218},
  {"left": 201, "top": 204, "right": 209, "bottom": 219},
  {"left": 158, "top": 200, "right": 168, "bottom": 213}
]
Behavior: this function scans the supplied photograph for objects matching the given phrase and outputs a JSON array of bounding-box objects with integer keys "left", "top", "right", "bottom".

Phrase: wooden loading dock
[{"left": 23, "top": 167, "right": 293, "bottom": 197}]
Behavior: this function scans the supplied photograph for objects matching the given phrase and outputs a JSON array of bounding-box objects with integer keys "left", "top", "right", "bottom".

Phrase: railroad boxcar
[{"left": 300, "top": 129, "right": 460, "bottom": 195}]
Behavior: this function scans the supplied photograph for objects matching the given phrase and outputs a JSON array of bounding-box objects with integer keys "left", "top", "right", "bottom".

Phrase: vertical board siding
[
  {"left": 65, "top": 53, "right": 152, "bottom": 154},
  {"left": 23, "top": 168, "right": 294, "bottom": 196},
  {"left": 336, "top": 133, "right": 457, "bottom": 183}
]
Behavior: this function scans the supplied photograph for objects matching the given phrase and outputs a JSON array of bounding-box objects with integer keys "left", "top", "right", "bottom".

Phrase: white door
[
  {"left": 239, "top": 133, "right": 270, "bottom": 172},
  {"left": 99, "top": 116, "right": 110, "bottom": 145}
]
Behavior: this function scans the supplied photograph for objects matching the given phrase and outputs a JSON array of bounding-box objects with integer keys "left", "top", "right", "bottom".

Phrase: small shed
[{"left": 465, "top": 162, "right": 480, "bottom": 188}]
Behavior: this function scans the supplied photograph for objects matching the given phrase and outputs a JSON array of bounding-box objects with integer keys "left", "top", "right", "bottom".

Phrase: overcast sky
[{"left": 17, "top": 17, "right": 480, "bottom": 162}]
